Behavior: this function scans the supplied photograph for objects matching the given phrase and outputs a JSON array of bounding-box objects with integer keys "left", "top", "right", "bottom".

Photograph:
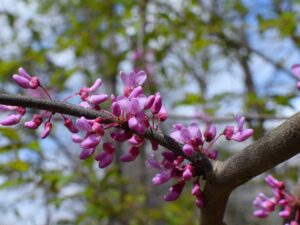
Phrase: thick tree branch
[
  {"left": 200, "top": 112, "right": 300, "bottom": 225},
  {"left": 218, "top": 111, "right": 300, "bottom": 188}
]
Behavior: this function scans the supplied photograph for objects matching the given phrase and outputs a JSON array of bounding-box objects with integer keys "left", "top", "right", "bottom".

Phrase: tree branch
[
  {"left": 218, "top": 111, "right": 300, "bottom": 188},
  {"left": 200, "top": 111, "right": 300, "bottom": 225},
  {"left": 0, "top": 93, "right": 212, "bottom": 175},
  {"left": 3, "top": 92, "right": 300, "bottom": 225}
]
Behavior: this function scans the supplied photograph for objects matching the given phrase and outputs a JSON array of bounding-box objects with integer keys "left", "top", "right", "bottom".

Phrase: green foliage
[{"left": 0, "top": 0, "right": 300, "bottom": 224}]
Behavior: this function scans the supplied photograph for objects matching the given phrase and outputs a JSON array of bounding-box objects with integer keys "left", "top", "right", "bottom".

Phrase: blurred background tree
[{"left": 0, "top": 0, "right": 300, "bottom": 224}]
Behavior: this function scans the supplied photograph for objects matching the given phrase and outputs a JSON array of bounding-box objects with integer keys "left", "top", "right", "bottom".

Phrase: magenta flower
[
  {"left": 79, "top": 148, "right": 96, "bottom": 160},
  {"left": 182, "top": 164, "right": 193, "bottom": 181},
  {"left": 115, "top": 94, "right": 149, "bottom": 134},
  {"left": 253, "top": 175, "right": 298, "bottom": 223},
  {"left": 80, "top": 133, "right": 102, "bottom": 149},
  {"left": 151, "top": 93, "right": 162, "bottom": 114},
  {"left": 120, "top": 70, "right": 147, "bottom": 96},
  {"left": 12, "top": 67, "right": 39, "bottom": 89},
  {"left": 223, "top": 115, "right": 253, "bottom": 142},
  {"left": 192, "top": 180, "right": 204, "bottom": 208},
  {"left": 95, "top": 142, "right": 115, "bottom": 168},
  {"left": 63, "top": 117, "right": 79, "bottom": 133},
  {"left": 170, "top": 123, "right": 202, "bottom": 145},
  {"left": 152, "top": 169, "right": 172, "bottom": 185},
  {"left": 24, "top": 114, "right": 43, "bottom": 129},
  {"left": 204, "top": 125, "right": 217, "bottom": 142},
  {"left": 79, "top": 78, "right": 108, "bottom": 105},
  {"left": 0, "top": 107, "right": 25, "bottom": 126},
  {"left": 170, "top": 122, "right": 203, "bottom": 156},
  {"left": 41, "top": 121, "right": 52, "bottom": 139},
  {"left": 156, "top": 105, "right": 168, "bottom": 121},
  {"left": 164, "top": 181, "right": 185, "bottom": 201}
]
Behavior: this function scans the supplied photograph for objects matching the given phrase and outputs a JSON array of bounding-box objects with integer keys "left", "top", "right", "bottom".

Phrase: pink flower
[
  {"left": 182, "top": 164, "right": 193, "bottom": 181},
  {"left": 79, "top": 78, "right": 108, "bottom": 105},
  {"left": 223, "top": 115, "right": 253, "bottom": 142},
  {"left": 95, "top": 143, "right": 115, "bottom": 168},
  {"left": 265, "top": 175, "right": 284, "bottom": 189},
  {"left": 63, "top": 117, "right": 79, "bottom": 133},
  {"left": 24, "top": 114, "right": 43, "bottom": 129},
  {"left": 164, "top": 181, "right": 185, "bottom": 201},
  {"left": 204, "top": 125, "right": 217, "bottom": 142},
  {"left": 144, "top": 95, "right": 155, "bottom": 109},
  {"left": 253, "top": 175, "right": 296, "bottom": 222},
  {"left": 151, "top": 93, "right": 162, "bottom": 114},
  {"left": 152, "top": 170, "right": 172, "bottom": 185},
  {"left": 79, "top": 148, "right": 96, "bottom": 160},
  {"left": 80, "top": 133, "right": 102, "bottom": 149},
  {"left": 41, "top": 122, "right": 52, "bottom": 139},
  {"left": 182, "top": 144, "right": 194, "bottom": 157},
  {"left": 120, "top": 70, "right": 147, "bottom": 96},
  {"left": 156, "top": 105, "right": 168, "bottom": 121},
  {"left": 170, "top": 122, "right": 203, "bottom": 157},
  {"left": 12, "top": 67, "right": 39, "bottom": 89},
  {"left": 0, "top": 107, "right": 25, "bottom": 126}
]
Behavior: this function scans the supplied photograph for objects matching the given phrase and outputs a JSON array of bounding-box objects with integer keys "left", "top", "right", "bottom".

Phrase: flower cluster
[
  {"left": 2, "top": 68, "right": 169, "bottom": 169},
  {"left": 0, "top": 67, "right": 254, "bottom": 209},
  {"left": 147, "top": 115, "right": 253, "bottom": 208},
  {"left": 253, "top": 175, "right": 299, "bottom": 225}
]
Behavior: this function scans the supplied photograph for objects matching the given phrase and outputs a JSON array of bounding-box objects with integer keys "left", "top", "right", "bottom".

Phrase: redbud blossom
[
  {"left": 204, "top": 125, "right": 217, "bottom": 142},
  {"left": 151, "top": 93, "right": 162, "bottom": 114},
  {"left": 41, "top": 122, "right": 52, "bottom": 139},
  {"left": 144, "top": 95, "right": 155, "bottom": 109},
  {"left": 63, "top": 117, "right": 79, "bottom": 133},
  {"left": 80, "top": 133, "right": 102, "bottom": 149},
  {"left": 79, "top": 148, "right": 96, "bottom": 160},
  {"left": 157, "top": 105, "right": 168, "bottom": 121},
  {"left": 152, "top": 170, "right": 172, "bottom": 185},
  {"left": 79, "top": 78, "right": 108, "bottom": 105},
  {"left": 253, "top": 175, "right": 298, "bottom": 222},
  {"left": 120, "top": 70, "right": 147, "bottom": 96},
  {"left": 95, "top": 143, "right": 115, "bottom": 168},
  {"left": 182, "top": 144, "right": 194, "bottom": 157},
  {"left": 24, "top": 114, "right": 43, "bottom": 129},
  {"left": 0, "top": 107, "right": 25, "bottom": 126},
  {"left": 164, "top": 181, "right": 185, "bottom": 201},
  {"left": 182, "top": 164, "right": 193, "bottom": 181},
  {"left": 12, "top": 68, "right": 40, "bottom": 89},
  {"left": 223, "top": 115, "right": 253, "bottom": 142}
]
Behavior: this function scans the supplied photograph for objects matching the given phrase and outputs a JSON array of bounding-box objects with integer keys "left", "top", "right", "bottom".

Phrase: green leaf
[
  {"left": 174, "top": 93, "right": 204, "bottom": 106},
  {"left": 4, "top": 160, "right": 30, "bottom": 172}
]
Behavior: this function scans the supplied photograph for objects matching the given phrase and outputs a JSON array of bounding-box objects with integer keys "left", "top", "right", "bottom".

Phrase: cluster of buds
[
  {"left": 147, "top": 115, "right": 253, "bottom": 208},
  {"left": 253, "top": 175, "right": 300, "bottom": 225},
  {"left": 0, "top": 67, "right": 254, "bottom": 209}
]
